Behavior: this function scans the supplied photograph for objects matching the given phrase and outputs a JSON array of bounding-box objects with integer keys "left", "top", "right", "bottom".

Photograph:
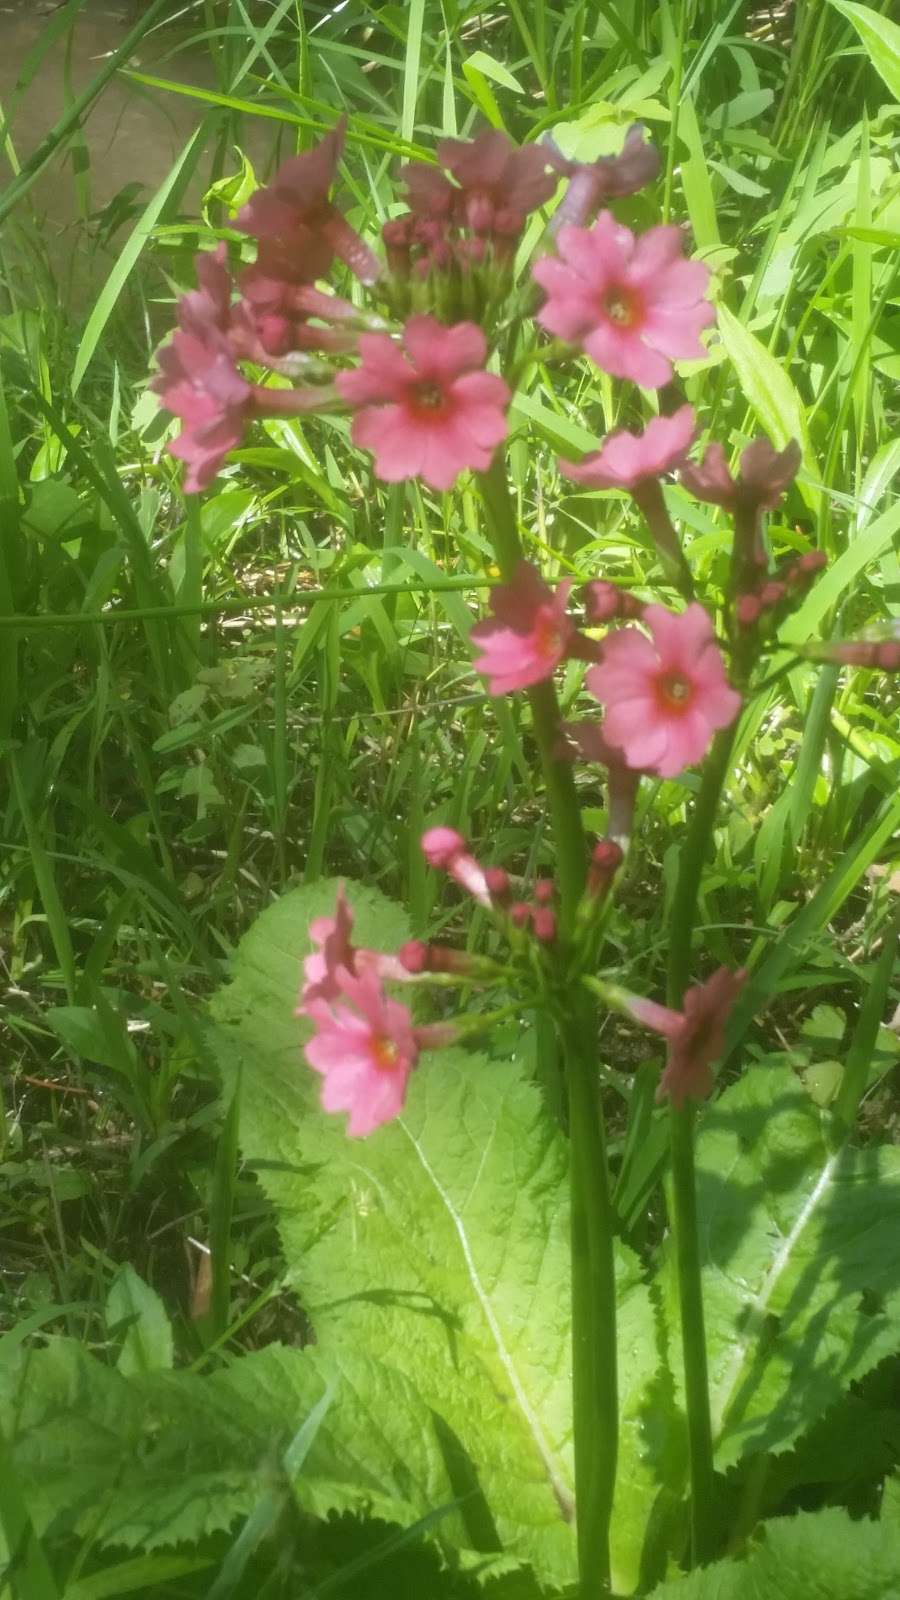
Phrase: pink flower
[
  {"left": 236, "top": 119, "right": 379, "bottom": 286},
  {"left": 544, "top": 124, "right": 661, "bottom": 231},
  {"left": 153, "top": 321, "right": 333, "bottom": 492},
  {"left": 300, "top": 883, "right": 356, "bottom": 1006},
  {"left": 336, "top": 315, "right": 509, "bottom": 491},
  {"left": 532, "top": 215, "right": 714, "bottom": 389},
  {"left": 586, "top": 603, "right": 741, "bottom": 778},
  {"left": 471, "top": 561, "right": 574, "bottom": 694},
  {"left": 305, "top": 969, "right": 419, "bottom": 1136},
  {"left": 421, "top": 826, "right": 491, "bottom": 907},
  {"left": 624, "top": 968, "right": 747, "bottom": 1108},
  {"left": 560, "top": 406, "right": 696, "bottom": 490}
]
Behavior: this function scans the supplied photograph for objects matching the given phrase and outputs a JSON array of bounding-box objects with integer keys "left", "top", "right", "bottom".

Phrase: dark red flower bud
[
  {"left": 532, "top": 906, "right": 557, "bottom": 943},
  {"left": 533, "top": 878, "right": 555, "bottom": 904},
  {"left": 484, "top": 866, "right": 511, "bottom": 903},
  {"left": 509, "top": 901, "right": 531, "bottom": 928},
  {"left": 399, "top": 940, "right": 429, "bottom": 973}
]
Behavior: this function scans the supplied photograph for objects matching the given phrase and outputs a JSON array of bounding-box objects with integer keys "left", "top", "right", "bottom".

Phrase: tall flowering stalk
[{"left": 153, "top": 116, "right": 856, "bottom": 1594}]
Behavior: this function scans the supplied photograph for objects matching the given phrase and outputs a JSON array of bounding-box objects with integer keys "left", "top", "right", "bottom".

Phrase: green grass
[{"left": 0, "top": 1, "right": 898, "bottom": 1594}]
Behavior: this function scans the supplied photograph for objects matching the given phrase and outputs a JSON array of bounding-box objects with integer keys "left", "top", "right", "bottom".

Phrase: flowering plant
[{"left": 154, "top": 117, "right": 900, "bottom": 1598}]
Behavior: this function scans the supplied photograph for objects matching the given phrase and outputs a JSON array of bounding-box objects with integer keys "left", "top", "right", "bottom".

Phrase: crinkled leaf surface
[
  {"left": 649, "top": 1507, "right": 900, "bottom": 1599},
  {"left": 663, "top": 1065, "right": 900, "bottom": 1466},
  {"left": 208, "top": 880, "right": 671, "bottom": 1593},
  {"left": 0, "top": 1338, "right": 458, "bottom": 1551}
]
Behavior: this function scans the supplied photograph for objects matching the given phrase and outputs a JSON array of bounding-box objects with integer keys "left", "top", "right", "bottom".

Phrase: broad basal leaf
[
  {"left": 0, "top": 1338, "right": 459, "bottom": 1552},
  {"left": 649, "top": 1507, "right": 900, "bottom": 1599},
  {"left": 688, "top": 1064, "right": 900, "bottom": 1466},
  {"left": 208, "top": 879, "right": 671, "bottom": 1594}
]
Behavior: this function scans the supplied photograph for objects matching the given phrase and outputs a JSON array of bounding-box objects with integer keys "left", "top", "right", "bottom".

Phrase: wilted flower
[
  {"left": 236, "top": 118, "right": 380, "bottom": 286},
  {"left": 533, "top": 215, "right": 714, "bottom": 389},
  {"left": 336, "top": 315, "right": 509, "bottom": 490},
  {"left": 624, "top": 968, "right": 747, "bottom": 1108},
  {"left": 545, "top": 124, "right": 661, "bottom": 231},
  {"left": 586, "top": 603, "right": 741, "bottom": 778}
]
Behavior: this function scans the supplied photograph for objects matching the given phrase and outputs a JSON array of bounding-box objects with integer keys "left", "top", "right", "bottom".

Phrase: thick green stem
[
  {"left": 668, "top": 1102, "right": 716, "bottom": 1564},
  {"left": 667, "top": 724, "right": 737, "bottom": 1006},
  {"left": 478, "top": 455, "right": 617, "bottom": 1596},
  {"left": 666, "top": 722, "right": 737, "bottom": 1567},
  {"left": 564, "top": 998, "right": 618, "bottom": 1596}
]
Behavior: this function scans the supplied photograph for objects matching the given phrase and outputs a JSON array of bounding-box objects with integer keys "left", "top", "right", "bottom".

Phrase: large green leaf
[
  {"left": 208, "top": 879, "right": 672, "bottom": 1594},
  {"left": 649, "top": 1507, "right": 900, "bottom": 1598},
  {"left": 687, "top": 1065, "right": 900, "bottom": 1466},
  {"left": 0, "top": 1338, "right": 459, "bottom": 1552}
]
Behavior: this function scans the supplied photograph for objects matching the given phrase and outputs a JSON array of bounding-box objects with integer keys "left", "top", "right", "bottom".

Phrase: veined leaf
[
  {"left": 648, "top": 1506, "right": 900, "bottom": 1598},
  {"left": 208, "top": 879, "right": 669, "bottom": 1594},
  {"left": 0, "top": 1339, "right": 459, "bottom": 1552},
  {"left": 693, "top": 1065, "right": 900, "bottom": 1465}
]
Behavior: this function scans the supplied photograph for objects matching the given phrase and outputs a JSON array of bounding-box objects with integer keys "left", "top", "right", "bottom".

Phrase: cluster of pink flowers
[
  {"left": 154, "top": 118, "right": 713, "bottom": 496},
  {"left": 471, "top": 562, "right": 741, "bottom": 783},
  {"left": 297, "top": 868, "right": 748, "bottom": 1134},
  {"left": 296, "top": 883, "right": 454, "bottom": 1136}
]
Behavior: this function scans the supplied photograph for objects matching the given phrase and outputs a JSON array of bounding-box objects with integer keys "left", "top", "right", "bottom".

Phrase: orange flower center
[
  {"left": 603, "top": 286, "right": 641, "bottom": 327},
  {"left": 414, "top": 380, "right": 446, "bottom": 412},
  {"left": 535, "top": 615, "right": 563, "bottom": 660},
  {"left": 372, "top": 1034, "right": 401, "bottom": 1071},
  {"left": 658, "top": 672, "right": 693, "bottom": 711}
]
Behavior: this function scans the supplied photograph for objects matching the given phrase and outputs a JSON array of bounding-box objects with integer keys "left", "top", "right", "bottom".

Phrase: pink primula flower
[
  {"left": 625, "top": 968, "right": 747, "bottom": 1108},
  {"left": 336, "top": 315, "right": 510, "bottom": 491},
  {"left": 471, "top": 561, "right": 575, "bottom": 694},
  {"left": 560, "top": 406, "right": 695, "bottom": 491},
  {"left": 532, "top": 214, "right": 714, "bottom": 389},
  {"left": 153, "top": 321, "right": 332, "bottom": 493},
  {"left": 236, "top": 119, "right": 379, "bottom": 286},
  {"left": 586, "top": 603, "right": 741, "bottom": 778},
  {"left": 305, "top": 968, "right": 419, "bottom": 1137}
]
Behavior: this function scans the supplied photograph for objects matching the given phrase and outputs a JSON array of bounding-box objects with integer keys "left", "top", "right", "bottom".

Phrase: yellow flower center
[{"left": 372, "top": 1034, "right": 401, "bottom": 1071}]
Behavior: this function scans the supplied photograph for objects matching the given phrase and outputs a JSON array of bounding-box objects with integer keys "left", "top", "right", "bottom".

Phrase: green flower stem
[
  {"left": 666, "top": 721, "right": 738, "bottom": 1567},
  {"left": 478, "top": 454, "right": 617, "bottom": 1597}
]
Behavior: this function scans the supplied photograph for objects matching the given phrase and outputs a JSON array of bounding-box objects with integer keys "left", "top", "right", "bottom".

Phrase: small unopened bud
[
  {"left": 795, "top": 549, "right": 827, "bottom": 577},
  {"left": 258, "top": 314, "right": 294, "bottom": 356},
  {"left": 587, "top": 838, "right": 623, "bottom": 896},
  {"left": 759, "top": 580, "right": 787, "bottom": 608},
  {"left": 584, "top": 580, "right": 644, "bottom": 625},
  {"left": 382, "top": 217, "right": 412, "bottom": 277},
  {"left": 534, "top": 878, "right": 555, "bottom": 904},
  {"left": 532, "top": 906, "right": 557, "bottom": 943},
  {"left": 398, "top": 940, "right": 429, "bottom": 974},
  {"left": 421, "top": 827, "right": 465, "bottom": 869},
  {"left": 736, "top": 593, "right": 763, "bottom": 626},
  {"left": 466, "top": 193, "right": 495, "bottom": 234},
  {"left": 509, "top": 901, "right": 531, "bottom": 928},
  {"left": 828, "top": 640, "right": 900, "bottom": 669},
  {"left": 484, "top": 866, "right": 510, "bottom": 903}
]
